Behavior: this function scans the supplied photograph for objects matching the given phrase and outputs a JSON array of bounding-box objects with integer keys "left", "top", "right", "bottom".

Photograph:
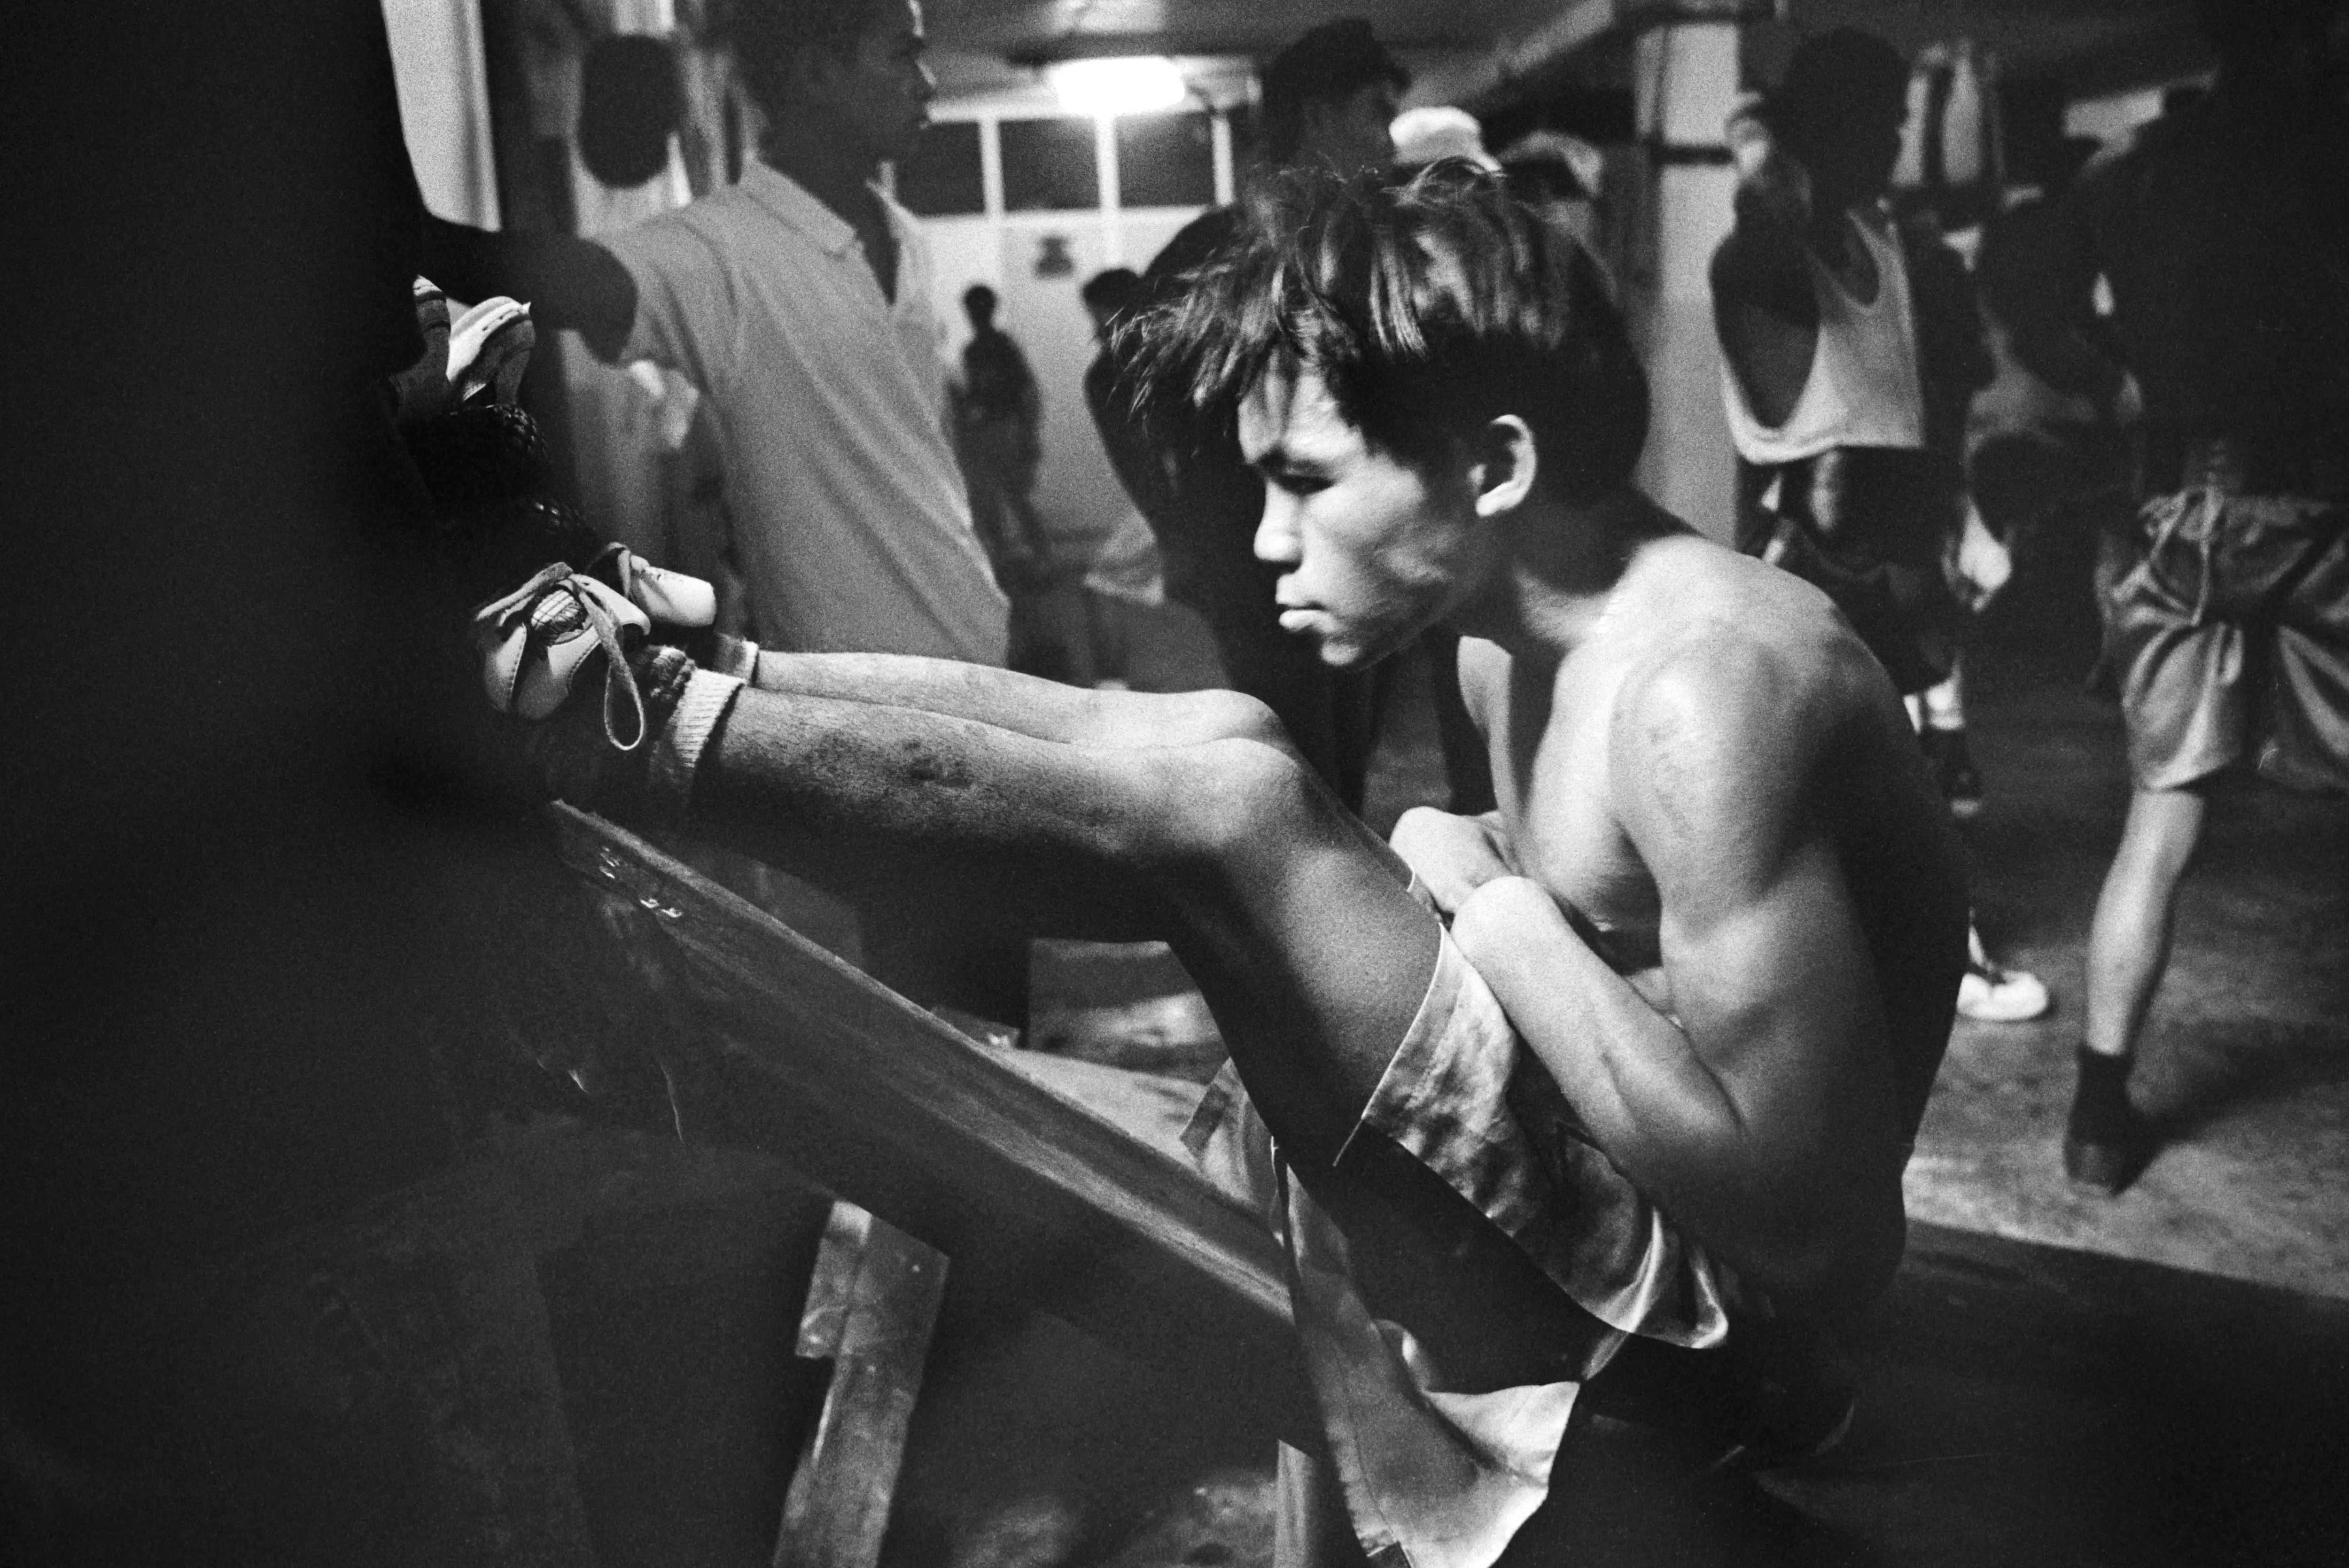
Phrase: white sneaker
[{"left": 1957, "top": 957, "right": 2051, "bottom": 1024}]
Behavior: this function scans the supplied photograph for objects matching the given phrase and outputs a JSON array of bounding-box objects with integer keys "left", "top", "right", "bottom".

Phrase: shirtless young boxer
[{"left": 453, "top": 165, "right": 1967, "bottom": 1565}]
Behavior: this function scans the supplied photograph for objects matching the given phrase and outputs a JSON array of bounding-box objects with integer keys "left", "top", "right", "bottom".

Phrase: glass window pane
[
  {"left": 1000, "top": 117, "right": 1099, "bottom": 212},
  {"left": 895, "top": 120, "right": 984, "bottom": 216},
  {"left": 1115, "top": 112, "right": 1215, "bottom": 208}
]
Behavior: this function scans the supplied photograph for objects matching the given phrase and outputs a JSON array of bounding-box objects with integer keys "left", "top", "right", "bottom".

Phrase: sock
[{"left": 649, "top": 665, "right": 744, "bottom": 821}]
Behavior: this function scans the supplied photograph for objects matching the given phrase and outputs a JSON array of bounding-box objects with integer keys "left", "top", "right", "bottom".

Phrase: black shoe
[{"left": 2063, "top": 1050, "right": 2154, "bottom": 1195}]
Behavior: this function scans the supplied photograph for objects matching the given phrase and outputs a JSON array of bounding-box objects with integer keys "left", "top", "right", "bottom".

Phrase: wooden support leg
[{"left": 775, "top": 1199, "right": 949, "bottom": 1568}]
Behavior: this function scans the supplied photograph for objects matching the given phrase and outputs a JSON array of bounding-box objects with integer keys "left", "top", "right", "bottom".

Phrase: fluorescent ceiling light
[{"left": 1049, "top": 56, "right": 1186, "bottom": 116}]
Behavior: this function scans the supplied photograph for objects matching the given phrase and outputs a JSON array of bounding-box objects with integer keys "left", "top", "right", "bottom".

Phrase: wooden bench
[{"left": 548, "top": 804, "right": 1312, "bottom": 1562}]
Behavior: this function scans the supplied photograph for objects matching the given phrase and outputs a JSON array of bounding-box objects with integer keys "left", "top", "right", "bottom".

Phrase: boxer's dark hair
[{"left": 1126, "top": 160, "right": 1646, "bottom": 503}]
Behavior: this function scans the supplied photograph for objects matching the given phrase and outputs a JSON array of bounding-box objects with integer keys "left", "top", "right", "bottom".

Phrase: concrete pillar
[{"left": 1629, "top": 22, "right": 1740, "bottom": 542}]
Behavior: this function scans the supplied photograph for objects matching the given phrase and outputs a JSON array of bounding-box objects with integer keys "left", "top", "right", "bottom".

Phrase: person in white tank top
[
  {"left": 1720, "top": 206, "right": 1926, "bottom": 463},
  {"left": 1710, "top": 29, "right": 1971, "bottom": 659},
  {"left": 1711, "top": 26, "right": 2050, "bottom": 1028}
]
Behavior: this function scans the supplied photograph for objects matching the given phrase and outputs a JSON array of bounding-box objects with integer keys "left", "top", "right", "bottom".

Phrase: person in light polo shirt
[
  {"left": 424, "top": 0, "right": 1008, "bottom": 668},
  {"left": 426, "top": 0, "right": 1019, "bottom": 1020}
]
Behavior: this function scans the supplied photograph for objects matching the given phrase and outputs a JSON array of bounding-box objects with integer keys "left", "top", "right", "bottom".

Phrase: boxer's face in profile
[{"left": 1238, "top": 359, "right": 1497, "bottom": 669}]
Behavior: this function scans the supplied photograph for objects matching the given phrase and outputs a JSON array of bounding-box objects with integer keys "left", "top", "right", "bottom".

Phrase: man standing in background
[
  {"left": 425, "top": 0, "right": 1008, "bottom": 668},
  {"left": 2034, "top": 0, "right": 2349, "bottom": 1193},
  {"left": 1711, "top": 26, "right": 2051, "bottom": 1027},
  {"left": 1093, "top": 18, "right": 1409, "bottom": 812},
  {"left": 426, "top": 0, "right": 1020, "bottom": 1015},
  {"left": 952, "top": 283, "right": 1049, "bottom": 585}
]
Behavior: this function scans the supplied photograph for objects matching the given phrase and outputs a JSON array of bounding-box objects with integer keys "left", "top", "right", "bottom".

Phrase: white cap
[{"left": 1390, "top": 105, "right": 1497, "bottom": 170}]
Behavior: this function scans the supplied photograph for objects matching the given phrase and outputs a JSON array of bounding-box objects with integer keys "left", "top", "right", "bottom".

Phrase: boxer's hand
[
  {"left": 1725, "top": 91, "right": 1776, "bottom": 176},
  {"left": 1389, "top": 807, "right": 1518, "bottom": 916},
  {"left": 1726, "top": 93, "right": 1812, "bottom": 220}
]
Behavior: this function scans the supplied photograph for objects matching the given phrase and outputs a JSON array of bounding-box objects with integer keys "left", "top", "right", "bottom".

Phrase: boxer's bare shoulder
[{"left": 1464, "top": 529, "right": 1960, "bottom": 1054}]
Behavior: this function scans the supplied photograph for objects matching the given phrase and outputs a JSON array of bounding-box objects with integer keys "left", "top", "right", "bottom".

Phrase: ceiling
[
  {"left": 933, "top": 0, "right": 1556, "bottom": 61},
  {"left": 924, "top": 0, "right": 2207, "bottom": 110}
]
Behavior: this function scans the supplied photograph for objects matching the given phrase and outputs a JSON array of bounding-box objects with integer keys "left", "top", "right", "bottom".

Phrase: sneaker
[
  {"left": 586, "top": 541, "right": 716, "bottom": 633},
  {"left": 475, "top": 559, "right": 655, "bottom": 731},
  {"left": 469, "top": 553, "right": 706, "bottom": 815},
  {"left": 1957, "top": 955, "right": 2051, "bottom": 1023},
  {"left": 447, "top": 295, "right": 533, "bottom": 407},
  {"left": 1920, "top": 726, "right": 1983, "bottom": 821},
  {"left": 467, "top": 543, "right": 716, "bottom": 731}
]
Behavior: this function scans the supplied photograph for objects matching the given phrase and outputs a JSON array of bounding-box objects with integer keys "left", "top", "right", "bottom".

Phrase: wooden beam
[
  {"left": 775, "top": 1203, "right": 948, "bottom": 1568},
  {"left": 549, "top": 804, "right": 1315, "bottom": 1447}
]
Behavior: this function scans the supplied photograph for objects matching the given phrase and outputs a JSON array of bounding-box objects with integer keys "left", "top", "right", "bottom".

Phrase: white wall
[
  {"left": 380, "top": 0, "right": 500, "bottom": 227},
  {"left": 919, "top": 109, "right": 1223, "bottom": 558},
  {"left": 1630, "top": 23, "right": 1739, "bottom": 543}
]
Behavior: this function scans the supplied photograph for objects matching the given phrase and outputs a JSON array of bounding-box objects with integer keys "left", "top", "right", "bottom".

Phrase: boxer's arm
[
  {"left": 1387, "top": 807, "right": 1518, "bottom": 916},
  {"left": 1451, "top": 644, "right": 1905, "bottom": 1312}
]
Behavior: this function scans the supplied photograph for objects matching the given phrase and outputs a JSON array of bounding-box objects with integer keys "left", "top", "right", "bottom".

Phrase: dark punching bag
[{"left": 578, "top": 32, "right": 681, "bottom": 189}]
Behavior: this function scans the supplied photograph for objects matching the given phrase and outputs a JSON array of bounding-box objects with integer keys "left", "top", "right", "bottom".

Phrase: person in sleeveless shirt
[{"left": 1711, "top": 26, "right": 2050, "bottom": 1026}]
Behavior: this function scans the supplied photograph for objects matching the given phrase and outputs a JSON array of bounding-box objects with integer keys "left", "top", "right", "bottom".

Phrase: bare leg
[
  {"left": 742, "top": 649, "right": 1412, "bottom": 876},
  {"left": 2085, "top": 785, "right": 2206, "bottom": 1057},
  {"left": 748, "top": 648, "right": 1289, "bottom": 750},
  {"left": 740, "top": 653, "right": 1346, "bottom": 1018},
  {"left": 2070, "top": 784, "right": 2203, "bottom": 1190},
  {"left": 695, "top": 683, "right": 1438, "bottom": 1170}
]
